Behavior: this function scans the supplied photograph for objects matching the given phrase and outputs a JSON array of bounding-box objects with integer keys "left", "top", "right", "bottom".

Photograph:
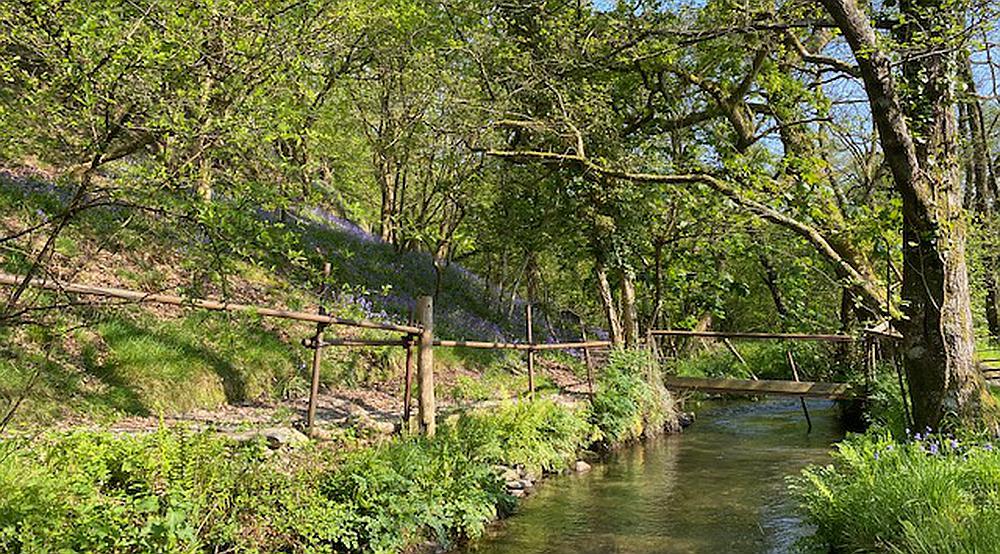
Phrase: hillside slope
[{"left": 0, "top": 169, "right": 589, "bottom": 430}]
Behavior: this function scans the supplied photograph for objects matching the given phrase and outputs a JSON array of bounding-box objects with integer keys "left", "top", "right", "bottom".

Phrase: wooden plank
[
  {"left": 663, "top": 375, "right": 858, "bottom": 399},
  {"left": 0, "top": 272, "right": 423, "bottom": 334},
  {"left": 649, "top": 329, "right": 854, "bottom": 342}
]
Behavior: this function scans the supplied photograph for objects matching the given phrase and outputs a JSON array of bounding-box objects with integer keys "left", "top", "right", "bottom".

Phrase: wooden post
[
  {"left": 581, "top": 324, "right": 595, "bottom": 398},
  {"left": 416, "top": 296, "right": 435, "bottom": 437},
  {"left": 307, "top": 262, "right": 331, "bottom": 436},
  {"left": 723, "top": 338, "right": 757, "bottom": 380},
  {"left": 525, "top": 303, "right": 535, "bottom": 399},
  {"left": 786, "top": 349, "right": 812, "bottom": 433},
  {"left": 646, "top": 329, "right": 660, "bottom": 361},
  {"left": 402, "top": 333, "right": 415, "bottom": 433}
]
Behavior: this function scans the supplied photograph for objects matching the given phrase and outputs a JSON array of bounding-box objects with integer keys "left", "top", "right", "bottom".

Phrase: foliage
[
  {"left": 0, "top": 392, "right": 651, "bottom": 553},
  {"left": 589, "top": 349, "right": 675, "bottom": 445},
  {"left": 793, "top": 429, "right": 1000, "bottom": 553},
  {"left": 456, "top": 400, "right": 593, "bottom": 475}
]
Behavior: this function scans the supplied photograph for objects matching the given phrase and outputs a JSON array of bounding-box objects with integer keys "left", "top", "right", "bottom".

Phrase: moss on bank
[{"left": 0, "top": 350, "right": 676, "bottom": 554}]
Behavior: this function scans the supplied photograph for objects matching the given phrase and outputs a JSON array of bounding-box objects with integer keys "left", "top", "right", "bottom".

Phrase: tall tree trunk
[
  {"left": 987, "top": 277, "right": 1000, "bottom": 341},
  {"left": 595, "top": 259, "right": 623, "bottom": 346},
  {"left": 620, "top": 267, "right": 640, "bottom": 348},
  {"left": 652, "top": 239, "right": 665, "bottom": 329},
  {"left": 377, "top": 158, "right": 396, "bottom": 243},
  {"left": 821, "top": 0, "right": 994, "bottom": 429}
]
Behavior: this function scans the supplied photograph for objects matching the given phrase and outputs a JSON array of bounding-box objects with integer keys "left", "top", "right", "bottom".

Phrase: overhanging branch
[{"left": 486, "top": 147, "right": 893, "bottom": 316}]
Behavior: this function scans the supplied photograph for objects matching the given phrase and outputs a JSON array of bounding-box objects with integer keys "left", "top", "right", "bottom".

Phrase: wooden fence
[{"left": 0, "top": 271, "right": 609, "bottom": 438}]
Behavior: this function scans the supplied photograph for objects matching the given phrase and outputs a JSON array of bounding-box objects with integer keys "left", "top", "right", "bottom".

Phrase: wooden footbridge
[
  {"left": 650, "top": 329, "right": 872, "bottom": 401},
  {"left": 663, "top": 376, "right": 858, "bottom": 400}
]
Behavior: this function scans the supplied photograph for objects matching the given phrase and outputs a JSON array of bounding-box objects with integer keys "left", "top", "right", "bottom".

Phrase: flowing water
[{"left": 463, "top": 398, "right": 845, "bottom": 554}]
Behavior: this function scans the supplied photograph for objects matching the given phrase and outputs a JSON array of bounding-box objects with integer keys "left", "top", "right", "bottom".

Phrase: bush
[
  {"left": 590, "top": 349, "right": 675, "bottom": 445},
  {"left": 671, "top": 340, "right": 845, "bottom": 381},
  {"left": 0, "top": 398, "right": 598, "bottom": 553},
  {"left": 456, "top": 399, "right": 593, "bottom": 475},
  {"left": 793, "top": 429, "right": 1000, "bottom": 553}
]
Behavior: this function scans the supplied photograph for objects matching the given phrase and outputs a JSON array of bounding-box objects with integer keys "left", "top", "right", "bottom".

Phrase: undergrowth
[
  {"left": 590, "top": 349, "right": 676, "bottom": 446},
  {"left": 793, "top": 429, "right": 1000, "bottom": 553},
  {"left": 0, "top": 353, "right": 675, "bottom": 553},
  {"left": 669, "top": 340, "right": 847, "bottom": 382}
]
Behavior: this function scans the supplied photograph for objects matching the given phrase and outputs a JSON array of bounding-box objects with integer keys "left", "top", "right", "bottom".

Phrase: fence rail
[
  {"left": 432, "top": 339, "right": 611, "bottom": 351},
  {"left": 649, "top": 329, "right": 855, "bottom": 342},
  {"left": 0, "top": 272, "right": 421, "bottom": 334},
  {"left": 0, "top": 271, "right": 604, "bottom": 438}
]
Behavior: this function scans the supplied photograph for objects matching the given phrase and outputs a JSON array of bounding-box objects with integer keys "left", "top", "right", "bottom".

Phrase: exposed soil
[{"left": 98, "top": 358, "right": 596, "bottom": 436}]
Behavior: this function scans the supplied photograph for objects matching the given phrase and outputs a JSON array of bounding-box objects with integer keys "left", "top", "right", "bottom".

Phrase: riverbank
[
  {"left": 793, "top": 428, "right": 1000, "bottom": 553},
  {"left": 0, "top": 350, "right": 678, "bottom": 553}
]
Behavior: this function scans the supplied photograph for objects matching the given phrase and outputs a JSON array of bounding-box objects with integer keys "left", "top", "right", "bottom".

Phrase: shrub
[
  {"left": 590, "top": 349, "right": 675, "bottom": 445},
  {"left": 793, "top": 429, "right": 1000, "bottom": 553},
  {"left": 0, "top": 398, "right": 597, "bottom": 553},
  {"left": 671, "top": 340, "right": 844, "bottom": 381},
  {"left": 455, "top": 399, "right": 593, "bottom": 475},
  {"left": 317, "top": 432, "right": 509, "bottom": 553}
]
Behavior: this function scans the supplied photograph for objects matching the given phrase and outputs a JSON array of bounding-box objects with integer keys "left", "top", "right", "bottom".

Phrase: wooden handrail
[
  {"left": 0, "top": 272, "right": 423, "bottom": 334},
  {"left": 649, "top": 329, "right": 855, "bottom": 342},
  {"left": 433, "top": 339, "right": 612, "bottom": 351}
]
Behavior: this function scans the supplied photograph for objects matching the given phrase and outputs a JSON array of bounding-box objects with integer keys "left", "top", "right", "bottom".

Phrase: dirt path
[{"left": 103, "top": 360, "right": 595, "bottom": 437}]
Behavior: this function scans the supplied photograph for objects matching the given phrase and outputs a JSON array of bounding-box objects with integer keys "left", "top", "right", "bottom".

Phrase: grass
[
  {"left": 0, "top": 175, "right": 560, "bottom": 426},
  {"left": 793, "top": 429, "right": 1000, "bottom": 553}
]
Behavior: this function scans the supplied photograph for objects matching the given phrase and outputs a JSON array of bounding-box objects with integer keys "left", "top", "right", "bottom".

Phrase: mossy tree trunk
[{"left": 821, "top": 0, "right": 995, "bottom": 429}]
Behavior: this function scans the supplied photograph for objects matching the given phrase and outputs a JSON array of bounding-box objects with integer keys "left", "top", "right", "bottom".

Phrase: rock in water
[{"left": 571, "top": 460, "right": 592, "bottom": 473}]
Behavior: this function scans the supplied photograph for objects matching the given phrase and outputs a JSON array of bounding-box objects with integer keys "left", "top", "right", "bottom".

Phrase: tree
[{"left": 819, "top": 0, "right": 996, "bottom": 428}]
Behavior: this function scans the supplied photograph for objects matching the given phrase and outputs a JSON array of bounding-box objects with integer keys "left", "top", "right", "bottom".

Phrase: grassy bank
[
  {"left": 0, "top": 175, "right": 583, "bottom": 426},
  {"left": 793, "top": 430, "right": 1000, "bottom": 553},
  {"left": 0, "top": 350, "right": 676, "bottom": 554},
  {"left": 793, "top": 339, "right": 1000, "bottom": 553}
]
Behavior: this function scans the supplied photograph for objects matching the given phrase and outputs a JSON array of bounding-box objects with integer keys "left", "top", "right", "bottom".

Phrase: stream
[{"left": 463, "top": 398, "right": 845, "bottom": 553}]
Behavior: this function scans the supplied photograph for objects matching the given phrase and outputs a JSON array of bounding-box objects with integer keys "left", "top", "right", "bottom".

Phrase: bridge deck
[{"left": 664, "top": 376, "right": 858, "bottom": 400}]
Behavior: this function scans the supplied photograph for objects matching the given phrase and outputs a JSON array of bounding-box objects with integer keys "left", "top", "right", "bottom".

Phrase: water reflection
[{"left": 463, "top": 399, "right": 844, "bottom": 554}]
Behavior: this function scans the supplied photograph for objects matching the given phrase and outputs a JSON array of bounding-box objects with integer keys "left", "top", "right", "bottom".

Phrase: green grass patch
[{"left": 793, "top": 429, "right": 1000, "bottom": 553}]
